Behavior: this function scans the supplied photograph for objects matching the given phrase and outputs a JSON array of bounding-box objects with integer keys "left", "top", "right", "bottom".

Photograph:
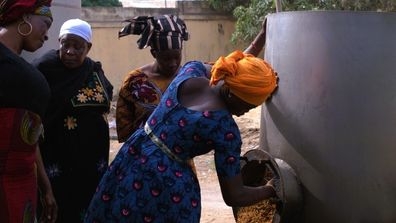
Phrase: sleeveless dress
[{"left": 84, "top": 61, "right": 242, "bottom": 223}]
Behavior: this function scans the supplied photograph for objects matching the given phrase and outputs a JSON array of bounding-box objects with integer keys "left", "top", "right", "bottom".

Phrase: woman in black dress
[{"left": 33, "top": 18, "right": 113, "bottom": 223}]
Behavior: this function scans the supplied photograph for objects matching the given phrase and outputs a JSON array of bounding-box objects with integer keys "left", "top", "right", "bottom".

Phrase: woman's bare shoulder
[
  {"left": 179, "top": 77, "right": 225, "bottom": 111},
  {"left": 140, "top": 63, "right": 153, "bottom": 75},
  {"left": 180, "top": 77, "right": 209, "bottom": 94}
]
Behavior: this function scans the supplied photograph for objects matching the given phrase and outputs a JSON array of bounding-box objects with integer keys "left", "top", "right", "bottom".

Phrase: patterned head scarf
[
  {"left": 210, "top": 50, "right": 278, "bottom": 106},
  {"left": 118, "top": 14, "right": 189, "bottom": 51},
  {"left": 0, "top": 0, "right": 52, "bottom": 26}
]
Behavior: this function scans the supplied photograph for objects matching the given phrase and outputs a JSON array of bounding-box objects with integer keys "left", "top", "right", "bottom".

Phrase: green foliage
[
  {"left": 207, "top": 0, "right": 248, "bottom": 13},
  {"left": 207, "top": 0, "right": 396, "bottom": 45},
  {"left": 231, "top": 0, "right": 274, "bottom": 45},
  {"left": 82, "top": 0, "right": 122, "bottom": 7},
  {"left": 281, "top": 0, "right": 396, "bottom": 11}
]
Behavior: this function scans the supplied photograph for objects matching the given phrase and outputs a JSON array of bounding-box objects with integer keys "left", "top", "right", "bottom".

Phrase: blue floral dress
[{"left": 84, "top": 61, "right": 242, "bottom": 223}]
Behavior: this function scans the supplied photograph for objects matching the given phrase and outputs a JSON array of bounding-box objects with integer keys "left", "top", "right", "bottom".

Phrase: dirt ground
[{"left": 108, "top": 103, "right": 262, "bottom": 223}]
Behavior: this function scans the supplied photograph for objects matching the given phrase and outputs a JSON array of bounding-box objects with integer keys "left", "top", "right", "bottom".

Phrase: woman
[
  {"left": 84, "top": 22, "right": 278, "bottom": 223},
  {"left": 116, "top": 14, "right": 189, "bottom": 142},
  {"left": 0, "top": 0, "right": 57, "bottom": 223},
  {"left": 33, "top": 18, "right": 113, "bottom": 223}
]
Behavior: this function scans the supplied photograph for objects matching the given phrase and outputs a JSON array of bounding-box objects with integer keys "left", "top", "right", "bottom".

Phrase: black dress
[{"left": 33, "top": 49, "right": 113, "bottom": 223}]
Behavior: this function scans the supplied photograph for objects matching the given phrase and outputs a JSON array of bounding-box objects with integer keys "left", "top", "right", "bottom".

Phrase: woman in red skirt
[{"left": 0, "top": 1, "right": 57, "bottom": 222}]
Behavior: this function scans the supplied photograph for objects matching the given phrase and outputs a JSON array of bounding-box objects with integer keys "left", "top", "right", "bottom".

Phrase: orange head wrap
[
  {"left": 0, "top": 0, "right": 52, "bottom": 26},
  {"left": 209, "top": 50, "right": 278, "bottom": 106}
]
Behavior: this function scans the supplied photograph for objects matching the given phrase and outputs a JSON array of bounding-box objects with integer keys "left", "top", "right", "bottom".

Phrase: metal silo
[{"left": 261, "top": 11, "right": 396, "bottom": 223}]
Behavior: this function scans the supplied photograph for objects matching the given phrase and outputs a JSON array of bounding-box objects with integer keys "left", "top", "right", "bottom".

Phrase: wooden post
[{"left": 275, "top": 0, "right": 282, "bottom": 12}]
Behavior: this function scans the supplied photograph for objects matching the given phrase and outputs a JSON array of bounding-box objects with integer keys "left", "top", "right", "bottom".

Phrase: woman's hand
[
  {"left": 265, "top": 177, "right": 281, "bottom": 199},
  {"left": 39, "top": 190, "right": 58, "bottom": 223},
  {"left": 35, "top": 147, "right": 58, "bottom": 223},
  {"left": 265, "top": 178, "right": 276, "bottom": 192}
]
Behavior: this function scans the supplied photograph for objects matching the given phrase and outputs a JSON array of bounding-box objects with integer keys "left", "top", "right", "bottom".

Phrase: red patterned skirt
[{"left": 0, "top": 108, "right": 43, "bottom": 223}]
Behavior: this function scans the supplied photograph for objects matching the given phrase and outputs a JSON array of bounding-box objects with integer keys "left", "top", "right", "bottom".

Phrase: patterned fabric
[
  {"left": 116, "top": 69, "right": 171, "bottom": 142},
  {"left": 33, "top": 49, "right": 113, "bottom": 223},
  {"left": 32, "top": 4, "right": 51, "bottom": 19},
  {"left": 71, "top": 72, "right": 110, "bottom": 106},
  {"left": 144, "top": 123, "right": 188, "bottom": 165},
  {"left": 118, "top": 14, "right": 189, "bottom": 50},
  {"left": 0, "top": 0, "right": 52, "bottom": 25},
  {"left": 0, "top": 108, "right": 41, "bottom": 223},
  {"left": 84, "top": 61, "right": 242, "bottom": 223}
]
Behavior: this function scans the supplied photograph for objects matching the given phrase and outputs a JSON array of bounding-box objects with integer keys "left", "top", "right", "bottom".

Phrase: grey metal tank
[{"left": 261, "top": 11, "right": 396, "bottom": 223}]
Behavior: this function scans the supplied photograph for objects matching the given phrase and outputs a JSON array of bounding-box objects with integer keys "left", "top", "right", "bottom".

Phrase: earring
[{"left": 17, "top": 20, "right": 33, "bottom": 36}]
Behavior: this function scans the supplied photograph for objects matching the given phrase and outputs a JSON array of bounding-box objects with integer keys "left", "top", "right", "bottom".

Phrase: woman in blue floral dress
[{"left": 85, "top": 22, "right": 278, "bottom": 223}]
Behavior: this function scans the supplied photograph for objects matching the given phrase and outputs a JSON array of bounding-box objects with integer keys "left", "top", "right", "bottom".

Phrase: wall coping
[{"left": 81, "top": 1, "right": 234, "bottom": 27}]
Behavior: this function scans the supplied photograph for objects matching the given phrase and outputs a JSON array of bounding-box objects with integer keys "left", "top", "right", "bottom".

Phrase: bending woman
[{"left": 84, "top": 21, "right": 277, "bottom": 223}]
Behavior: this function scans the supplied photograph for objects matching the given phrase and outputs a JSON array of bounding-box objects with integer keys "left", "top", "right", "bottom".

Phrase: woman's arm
[
  {"left": 204, "top": 19, "right": 268, "bottom": 79},
  {"left": 116, "top": 70, "right": 143, "bottom": 143},
  {"left": 115, "top": 89, "right": 138, "bottom": 143},
  {"left": 243, "top": 18, "right": 267, "bottom": 57},
  {"left": 36, "top": 146, "right": 58, "bottom": 223},
  {"left": 218, "top": 173, "right": 276, "bottom": 207}
]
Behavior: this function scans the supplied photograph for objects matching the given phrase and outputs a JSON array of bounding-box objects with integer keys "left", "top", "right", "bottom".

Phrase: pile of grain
[
  {"left": 235, "top": 153, "right": 280, "bottom": 223},
  {"left": 235, "top": 199, "right": 277, "bottom": 223}
]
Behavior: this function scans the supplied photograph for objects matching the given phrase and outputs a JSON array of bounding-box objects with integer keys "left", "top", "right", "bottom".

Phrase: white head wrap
[{"left": 59, "top": 18, "right": 92, "bottom": 43}]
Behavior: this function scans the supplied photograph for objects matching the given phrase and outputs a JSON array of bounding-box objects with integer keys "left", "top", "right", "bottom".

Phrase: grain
[{"left": 236, "top": 199, "right": 277, "bottom": 223}]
